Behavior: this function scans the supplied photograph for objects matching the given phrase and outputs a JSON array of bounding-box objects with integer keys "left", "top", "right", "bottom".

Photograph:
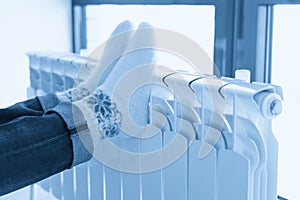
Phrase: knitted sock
[
  {"left": 74, "top": 87, "right": 122, "bottom": 138},
  {"left": 57, "top": 20, "right": 134, "bottom": 103},
  {"left": 101, "top": 22, "right": 156, "bottom": 131},
  {"left": 102, "top": 22, "right": 155, "bottom": 95},
  {"left": 75, "top": 22, "right": 156, "bottom": 138},
  {"left": 83, "top": 20, "right": 135, "bottom": 91}
]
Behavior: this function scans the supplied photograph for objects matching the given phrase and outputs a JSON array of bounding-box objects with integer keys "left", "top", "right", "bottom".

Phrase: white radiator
[{"left": 27, "top": 52, "right": 284, "bottom": 200}]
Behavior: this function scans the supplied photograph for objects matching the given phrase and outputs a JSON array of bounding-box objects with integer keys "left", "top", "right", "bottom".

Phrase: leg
[
  {"left": 0, "top": 100, "right": 73, "bottom": 196},
  {"left": 0, "top": 98, "right": 43, "bottom": 124},
  {"left": 0, "top": 93, "right": 60, "bottom": 124}
]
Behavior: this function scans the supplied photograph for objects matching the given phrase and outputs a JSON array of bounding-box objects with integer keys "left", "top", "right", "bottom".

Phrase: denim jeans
[{"left": 0, "top": 93, "right": 92, "bottom": 196}]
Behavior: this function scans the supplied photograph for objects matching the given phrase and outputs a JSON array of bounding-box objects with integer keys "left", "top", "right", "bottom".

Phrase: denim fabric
[
  {"left": 0, "top": 94, "right": 91, "bottom": 196},
  {"left": 0, "top": 97, "right": 44, "bottom": 124}
]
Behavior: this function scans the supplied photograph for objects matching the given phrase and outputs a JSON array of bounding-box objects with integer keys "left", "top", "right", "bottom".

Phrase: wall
[{"left": 0, "top": 0, "right": 72, "bottom": 107}]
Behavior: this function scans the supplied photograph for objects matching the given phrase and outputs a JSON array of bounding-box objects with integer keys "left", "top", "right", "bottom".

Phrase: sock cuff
[
  {"left": 46, "top": 101, "right": 93, "bottom": 167},
  {"left": 37, "top": 93, "right": 60, "bottom": 112}
]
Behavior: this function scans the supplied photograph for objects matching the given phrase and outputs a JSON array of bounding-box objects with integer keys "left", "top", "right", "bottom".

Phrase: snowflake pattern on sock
[{"left": 87, "top": 88, "right": 122, "bottom": 137}]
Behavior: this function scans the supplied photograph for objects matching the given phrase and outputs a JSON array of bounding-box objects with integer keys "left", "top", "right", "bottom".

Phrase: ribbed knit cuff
[
  {"left": 37, "top": 93, "right": 60, "bottom": 112},
  {"left": 46, "top": 101, "right": 93, "bottom": 167}
]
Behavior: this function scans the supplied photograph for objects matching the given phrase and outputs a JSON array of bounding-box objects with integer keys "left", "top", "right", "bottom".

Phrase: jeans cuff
[{"left": 46, "top": 101, "right": 93, "bottom": 167}]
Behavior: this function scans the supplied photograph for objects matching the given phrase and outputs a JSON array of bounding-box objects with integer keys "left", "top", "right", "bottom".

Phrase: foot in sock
[
  {"left": 101, "top": 21, "right": 155, "bottom": 95},
  {"left": 57, "top": 20, "right": 135, "bottom": 102},
  {"left": 74, "top": 22, "right": 156, "bottom": 138}
]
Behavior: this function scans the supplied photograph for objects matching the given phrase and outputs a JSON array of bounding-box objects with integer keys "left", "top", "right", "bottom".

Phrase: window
[{"left": 84, "top": 5, "right": 215, "bottom": 73}]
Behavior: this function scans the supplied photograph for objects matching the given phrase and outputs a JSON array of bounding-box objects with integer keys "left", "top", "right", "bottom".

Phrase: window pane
[
  {"left": 85, "top": 5, "right": 215, "bottom": 73},
  {"left": 272, "top": 5, "right": 300, "bottom": 199}
]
